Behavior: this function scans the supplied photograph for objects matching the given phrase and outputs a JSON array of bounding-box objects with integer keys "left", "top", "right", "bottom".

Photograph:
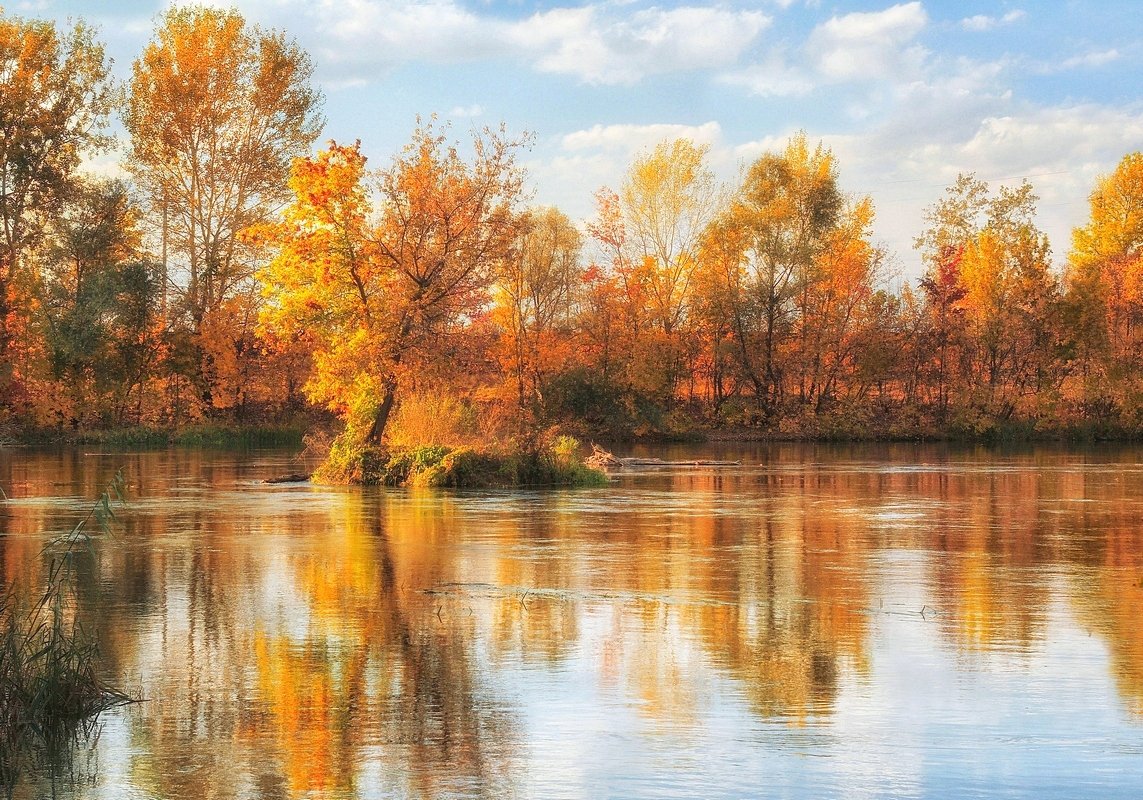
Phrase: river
[{"left": 1, "top": 443, "right": 1142, "bottom": 798}]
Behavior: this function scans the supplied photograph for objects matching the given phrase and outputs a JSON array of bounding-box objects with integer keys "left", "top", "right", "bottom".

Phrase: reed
[{"left": 0, "top": 472, "right": 130, "bottom": 795}]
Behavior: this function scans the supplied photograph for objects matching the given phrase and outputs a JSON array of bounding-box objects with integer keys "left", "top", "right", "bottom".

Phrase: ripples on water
[{"left": 1, "top": 443, "right": 1142, "bottom": 798}]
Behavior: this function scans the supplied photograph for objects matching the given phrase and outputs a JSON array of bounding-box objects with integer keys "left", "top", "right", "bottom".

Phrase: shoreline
[{"left": 3, "top": 420, "right": 1142, "bottom": 451}]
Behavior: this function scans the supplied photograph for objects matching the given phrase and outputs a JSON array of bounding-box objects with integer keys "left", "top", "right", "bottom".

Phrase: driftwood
[
  {"left": 586, "top": 444, "right": 740, "bottom": 471},
  {"left": 263, "top": 472, "right": 311, "bottom": 484}
]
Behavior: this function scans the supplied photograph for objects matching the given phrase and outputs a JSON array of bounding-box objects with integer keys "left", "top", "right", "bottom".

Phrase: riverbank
[
  {"left": 3, "top": 417, "right": 1141, "bottom": 453},
  {"left": 0, "top": 423, "right": 308, "bottom": 449}
]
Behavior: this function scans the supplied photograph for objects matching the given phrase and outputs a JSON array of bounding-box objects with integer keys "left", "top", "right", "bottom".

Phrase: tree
[
  {"left": 125, "top": 5, "right": 323, "bottom": 410},
  {"left": 701, "top": 133, "right": 844, "bottom": 417},
  {"left": 918, "top": 245, "right": 967, "bottom": 417},
  {"left": 1067, "top": 153, "right": 1143, "bottom": 380},
  {"left": 618, "top": 139, "right": 718, "bottom": 337},
  {"left": 797, "top": 197, "right": 886, "bottom": 410},
  {"left": 495, "top": 206, "right": 583, "bottom": 413},
  {"left": 38, "top": 179, "right": 162, "bottom": 425},
  {"left": 915, "top": 174, "right": 1059, "bottom": 420},
  {"left": 0, "top": 11, "right": 114, "bottom": 409},
  {"left": 257, "top": 122, "right": 529, "bottom": 479}
]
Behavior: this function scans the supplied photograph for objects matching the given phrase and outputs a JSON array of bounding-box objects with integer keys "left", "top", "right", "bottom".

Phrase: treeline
[{"left": 1, "top": 7, "right": 1140, "bottom": 445}]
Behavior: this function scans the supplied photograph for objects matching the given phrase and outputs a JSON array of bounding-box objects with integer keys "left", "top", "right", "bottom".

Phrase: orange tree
[
  {"left": 125, "top": 5, "right": 323, "bottom": 414},
  {"left": 255, "top": 122, "right": 528, "bottom": 482},
  {"left": 0, "top": 11, "right": 114, "bottom": 414}
]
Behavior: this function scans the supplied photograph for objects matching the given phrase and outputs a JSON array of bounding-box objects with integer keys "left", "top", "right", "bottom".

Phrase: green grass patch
[
  {"left": 313, "top": 435, "right": 609, "bottom": 488},
  {"left": 387, "top": 437, "right": 608, "bottom": 489}
]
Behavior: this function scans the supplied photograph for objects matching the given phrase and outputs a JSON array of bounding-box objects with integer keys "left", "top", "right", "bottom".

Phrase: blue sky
[{"left": 40, "top": 0, "right": 1143, "bottom": 280}]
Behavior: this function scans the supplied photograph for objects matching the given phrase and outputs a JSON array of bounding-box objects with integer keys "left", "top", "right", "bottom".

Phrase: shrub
[
  {"left": 385, "top": 391, "right": 481, "bottom": 449},
  {"left": 380, "top": 437, "right": 608, "bottom": 488}
]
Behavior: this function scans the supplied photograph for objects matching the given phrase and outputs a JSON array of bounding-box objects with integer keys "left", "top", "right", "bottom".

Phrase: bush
[
  {"left": 379, "top": 438, "right": 608, "bottom": 488},
  {"left": 385, "top": 392, "right": 481, "bottom": 449}
]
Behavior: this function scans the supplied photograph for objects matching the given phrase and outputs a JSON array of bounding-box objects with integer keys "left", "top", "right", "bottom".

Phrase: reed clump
[{"left": 0, "top": 473, "right": 130, "bottom": 794}]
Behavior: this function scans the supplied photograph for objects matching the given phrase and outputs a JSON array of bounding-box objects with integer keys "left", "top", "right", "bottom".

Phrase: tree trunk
[{"left": 368, "top": 381, "right": 397, "bottom": 444}]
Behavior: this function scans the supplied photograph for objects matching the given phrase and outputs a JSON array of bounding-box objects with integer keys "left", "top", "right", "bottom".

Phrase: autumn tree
[
  {"left": 257, "top": 122, "right": 529, "bottom": 481},
  {"left": 619, "top": 139, "right": 718, "bottom": 337},
  {"left": 589, "top": 139, "right": 719, "bottom": 406},
  {"left": 0, "top": 11, "right": 114, "bottom": 411},
  {"left": 700, "top": 133, "right": 844, "bottom": 417},
  {"left": 38, "top": 179, "right": 161, "bottom": 424},
  {"left": 917, "top": 245, "right": 967, "bottom": 417},
  {"left": 796, "top": 197, "right": 887, "bottom": 410},
  {"left": 1066, "top": 152, "right": 1143, "bottom": 415},
  {"left": 915, "top": 175, "right": 1060, "bottom": 421},
  {"left": 496, "top": 206, "right": 583, "bottom": 414},
  {"left": 125, "top": 5, "right": 323, "bottom": 412}
]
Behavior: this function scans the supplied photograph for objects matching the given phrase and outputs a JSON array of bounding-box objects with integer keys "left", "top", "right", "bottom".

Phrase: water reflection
[{"left": 1, "top": 444, "right": 1142, "bottom": 797}]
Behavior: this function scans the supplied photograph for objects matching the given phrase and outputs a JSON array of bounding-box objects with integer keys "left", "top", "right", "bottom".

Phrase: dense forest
[{"left": 1, "top": 6, "right": 1141, "bottom": 452}]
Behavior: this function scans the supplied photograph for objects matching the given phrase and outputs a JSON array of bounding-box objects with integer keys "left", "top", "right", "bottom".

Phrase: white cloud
[
  {"left": 961, "top": 10, "right": 1026, "bottom": 32},
  {"left": 719, "top": 53, "right": 815, "bottom": 97},
  {"left": 820, "top": 102, "right": 1143, "bottom": 278},
  {"left": 222, "top": 1, "right": 769, "bottom": 86},
  {"left": 514, "top": 5, "right": 771, "bottom": 85},
  {"left": 561, "top": 121, "right": 722, "bottom": 153},
  {"left": 448, "top": 104, "right": 484, "bottom": 119},
  {"left": 1060, "top": 49, "right": 1121, "bottom": 69},
  {"left": 807, "top": 2, "right": 928, "bottom": 81},
  {"left": 722, "top": 1, "right": 928, "bottom": 97}
]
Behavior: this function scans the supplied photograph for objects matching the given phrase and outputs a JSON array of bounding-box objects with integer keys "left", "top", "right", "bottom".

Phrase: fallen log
[
  {"left": 263, "top": 472, "right": 311, "bottom": 484},
  {"left": 585, "top": 445, "right": 740, "bottom": 470},
  {"left": 585, "top": 444, "right": 624, "bottom": 471},
  {"left": 618, "top": 457, "right": 741, "bottom": 467}
]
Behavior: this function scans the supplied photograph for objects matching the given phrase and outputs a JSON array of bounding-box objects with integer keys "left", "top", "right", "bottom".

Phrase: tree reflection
[{"left": 2, "top": 445, "right": 1143, "bottom": 798}]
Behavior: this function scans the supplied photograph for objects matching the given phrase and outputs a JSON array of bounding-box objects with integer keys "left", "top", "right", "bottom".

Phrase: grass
[
  {"left": 8, "top": 423, "right": 307, "bottom": 450},
  {"left": 382, "top": 437, "right": 610, "bottom": 489},
  {"left": 312, "top": 434, "right": 610, "bottom": 488},
  {"left": 0, "top": 473, "right": 131, "bottom": 795}
]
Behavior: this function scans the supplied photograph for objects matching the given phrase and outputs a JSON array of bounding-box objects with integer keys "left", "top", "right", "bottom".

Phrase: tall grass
[{"left": 0, "top": 473, "right": 130, "bottom": 795}]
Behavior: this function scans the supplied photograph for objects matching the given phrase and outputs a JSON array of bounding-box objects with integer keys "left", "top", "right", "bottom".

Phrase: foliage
[
  {"left": 495, "top": 206, "right": 584, "bottom": 415},
  {"left": 385, "top": 391, "right": 481, "bottom": 449},
  {"left": 0, "top": 10, "right": 115, "bottom": 411},
  {"left": 0, "top": 0, "right": 1139, "bottom": 444},
  {"left": 257, "top": 119, "right": 530, "bottom": 470},
  {"left": 38, "top": 179, "right": 163, "bottom": 426},
  {"left": 125, "top": 4, "right": 324, "bottom": 410}
]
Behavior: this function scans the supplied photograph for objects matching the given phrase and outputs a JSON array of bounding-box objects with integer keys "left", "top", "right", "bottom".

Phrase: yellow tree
[
  {"left": 916, "top": 175, "right": 1058, "bottom": 419},
  {"left": 1067, "top": 152, "right": 1143, "bottom": 408},
  {"left": 257, "top": 123, "right": 528, "bottom": 480},
  {"left": 620, "top": 139, "right": 718, "bottom": 337},
  {"left": 0, "top": 11, "right": 114, "bottom": 410},
  {"left": 701, "top": 133, "right": 843, "bottom": 417},
  {"left": 589, "top": 139, "right": 718, "bottom": 407},
  {"left": 125, "top": 5, "right": 323, "bottom": 412}
]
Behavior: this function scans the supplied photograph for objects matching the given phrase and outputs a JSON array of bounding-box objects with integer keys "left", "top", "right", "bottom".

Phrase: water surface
[{"left": 1, "top": 443, "right": 1142, "bottom": 798}]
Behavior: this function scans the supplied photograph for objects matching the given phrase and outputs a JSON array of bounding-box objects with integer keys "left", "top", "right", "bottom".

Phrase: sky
[{"left": 35, "top": 0, "right": 1143, "bottom": 282}]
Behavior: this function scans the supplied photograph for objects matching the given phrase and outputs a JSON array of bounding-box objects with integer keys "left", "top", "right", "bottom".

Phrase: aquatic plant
[{"left": 0, "top": 473, "right": 131, "bottom": 795}]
